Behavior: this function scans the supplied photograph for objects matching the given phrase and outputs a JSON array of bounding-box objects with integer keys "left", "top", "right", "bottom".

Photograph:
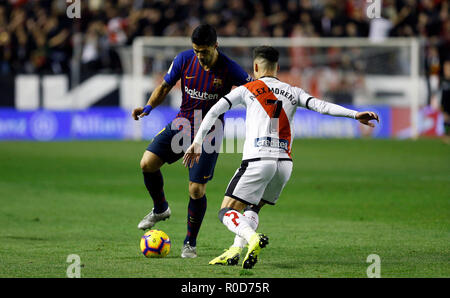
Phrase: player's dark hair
[
  {"left": 253, "top": 46, "right": 279, "bottom": 63},
  {"left": 191, "top": 24, "right": 217, "bottom": 46}
]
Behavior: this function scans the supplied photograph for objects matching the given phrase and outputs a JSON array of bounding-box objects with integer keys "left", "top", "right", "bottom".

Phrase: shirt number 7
[{"left": 266, "top": 99, "right": 282, "bottom": 133}]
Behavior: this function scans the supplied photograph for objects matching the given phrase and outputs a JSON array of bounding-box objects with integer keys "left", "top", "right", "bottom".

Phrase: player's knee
[
  {"left": 218, "top": 207, "right": 234, "bottom": 223},
  {"left": 140, "top": 158, "right": 155, "bottom": 172},
  {"left": 140, "top": 157, "right": 149, "bottom": 171},
  {"left": 189, "top": 182, "right": 206, "bottom": 199},
  {"left": 140, "top": 153, "right": 162, "bottom": 172}
]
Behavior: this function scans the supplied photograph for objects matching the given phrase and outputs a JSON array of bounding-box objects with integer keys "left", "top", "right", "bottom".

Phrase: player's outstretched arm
[
  {"left": 183, "top": 97, "right": 231, "bottom": 168},
  {"left": 132, "top": 81, "right": 173, "bottom": 120},
  {"left": 355, "top": 111, "right": 380, "bottom": 127},
  {"left": 303, "top": 96, "right": 380, "bottom": 127}
]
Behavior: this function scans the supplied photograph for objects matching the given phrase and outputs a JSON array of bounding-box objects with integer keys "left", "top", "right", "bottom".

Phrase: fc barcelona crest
[{"left": 213, "top": 78, "right": 223, "bottom": 88}]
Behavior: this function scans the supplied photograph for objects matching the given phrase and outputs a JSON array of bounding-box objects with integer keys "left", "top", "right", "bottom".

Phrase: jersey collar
[{"left": 259, "top": 76, "right": 280, "bottom": 81}]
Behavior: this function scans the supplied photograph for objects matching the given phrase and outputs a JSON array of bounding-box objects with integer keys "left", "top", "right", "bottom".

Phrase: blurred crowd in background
[{"left": 0, "top": 0, "right": 448, "bottom": 77}]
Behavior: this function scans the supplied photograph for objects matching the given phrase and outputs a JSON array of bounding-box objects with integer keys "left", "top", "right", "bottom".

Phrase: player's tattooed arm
[
  {"left": 147, "top": 80, "right": 172, "bottom": 108},
  {"left": 132, "top": 81, "right": 173, "bottom": 120}
]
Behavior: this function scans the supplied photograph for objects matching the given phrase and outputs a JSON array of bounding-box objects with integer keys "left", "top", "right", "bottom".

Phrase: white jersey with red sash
[{"left": 193, "top": 76, "right": 358, "bottom": 160}]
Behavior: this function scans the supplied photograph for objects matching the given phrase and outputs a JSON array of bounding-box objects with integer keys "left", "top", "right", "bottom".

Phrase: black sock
[
  {"left": 143, "top": 170, "right": 168, "bottom": 213},
  {"left": 184, "top": 195, "right": 207, "bottom": 246}
]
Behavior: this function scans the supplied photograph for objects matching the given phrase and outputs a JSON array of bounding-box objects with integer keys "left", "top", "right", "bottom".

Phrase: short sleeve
[
  {"left": 228, "top": 60, "right": 253, "bottom": 86},
  {"left": 223, "top": 86, "right": 246, "bottom": 109},
  {"left": 163, "top": 54, "right": 184, "bottom": 86}
]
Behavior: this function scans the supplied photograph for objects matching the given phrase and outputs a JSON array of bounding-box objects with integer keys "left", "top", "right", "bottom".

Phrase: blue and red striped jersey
[{"left": 164, "top": 49, "right": 252, "bottom": 137}]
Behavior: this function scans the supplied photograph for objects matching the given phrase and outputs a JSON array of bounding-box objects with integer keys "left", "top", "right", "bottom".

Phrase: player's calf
[{"left": 218, "top": 207, "right": 256, "bottom": 242}]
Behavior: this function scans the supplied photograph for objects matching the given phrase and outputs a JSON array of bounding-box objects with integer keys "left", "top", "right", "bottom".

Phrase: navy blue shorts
[{"left": 146, "top": 122, "right": 221, "bottom": 184}]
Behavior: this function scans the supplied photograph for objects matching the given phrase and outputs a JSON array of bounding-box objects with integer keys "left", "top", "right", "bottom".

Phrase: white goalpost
[{"left": 131, "top": 36, "right": 424, "bottom": 139}]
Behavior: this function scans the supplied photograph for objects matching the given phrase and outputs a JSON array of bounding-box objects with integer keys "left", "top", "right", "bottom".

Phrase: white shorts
[{"left": 225, "top": 158, "right": 293, "bottom": 206}]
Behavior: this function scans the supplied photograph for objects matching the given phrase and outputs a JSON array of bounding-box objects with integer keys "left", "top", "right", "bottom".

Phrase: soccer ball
[{"left": 140, "top": 229, "right": 171, "bottom": 258}]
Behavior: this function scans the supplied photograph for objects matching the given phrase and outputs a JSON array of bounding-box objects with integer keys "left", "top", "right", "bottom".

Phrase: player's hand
[
  {"left": 132, "top": 107, "right": 145, "bottom": 120},
  {"left": 355, "top": 111, "right": 379, "bottom": 128},
  {"left": 132, "top": 105, "right": 152, "bottom": 120},
  {"left": 183, "top": 143, "right": 202, "bottom": 168}
]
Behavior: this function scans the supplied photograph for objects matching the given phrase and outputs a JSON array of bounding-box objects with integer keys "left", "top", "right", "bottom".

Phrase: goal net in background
[{"left": 130, "top": 37, "right": 432, "bottom": 141}]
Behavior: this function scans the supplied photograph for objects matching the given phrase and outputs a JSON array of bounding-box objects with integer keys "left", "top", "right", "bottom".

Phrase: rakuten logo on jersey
[{"left": 184, "top": 86, "right": 219, "bottom": 100}]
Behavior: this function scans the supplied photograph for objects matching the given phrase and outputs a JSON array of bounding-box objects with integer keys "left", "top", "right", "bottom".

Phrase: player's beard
[
  {"left": 199, "top": 49, "right": 218, "bottom": 69},
  {"left": 199, "top": 57, "right": 211, "bottom": 67}
]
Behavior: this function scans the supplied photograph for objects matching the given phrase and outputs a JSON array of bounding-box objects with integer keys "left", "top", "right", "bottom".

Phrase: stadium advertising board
[{"left": 0, "top": 105, "right": 402, "bottom": 141}]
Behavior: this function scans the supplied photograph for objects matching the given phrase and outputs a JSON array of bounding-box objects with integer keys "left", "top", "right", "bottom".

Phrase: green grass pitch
[{"left": 0, "top": 139, "right": 448, "bottom": 278}]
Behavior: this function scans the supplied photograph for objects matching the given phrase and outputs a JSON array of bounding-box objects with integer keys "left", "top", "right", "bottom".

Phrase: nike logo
[
  {"left": 203, "top": 175, "right": 211, "bottom": 179},
  {"left": 186, "top": 76, "right": 196, "bottom": 79}
]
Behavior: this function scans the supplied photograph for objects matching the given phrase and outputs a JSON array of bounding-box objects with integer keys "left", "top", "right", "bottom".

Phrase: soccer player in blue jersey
[{"left": 132, "top": 24, "right": 252, "bottom": 258}]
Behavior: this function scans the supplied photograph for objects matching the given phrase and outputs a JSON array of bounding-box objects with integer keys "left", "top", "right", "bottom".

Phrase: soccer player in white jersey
[{"left": 183, "top": 46, "right": 379, "bottom": 269}]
